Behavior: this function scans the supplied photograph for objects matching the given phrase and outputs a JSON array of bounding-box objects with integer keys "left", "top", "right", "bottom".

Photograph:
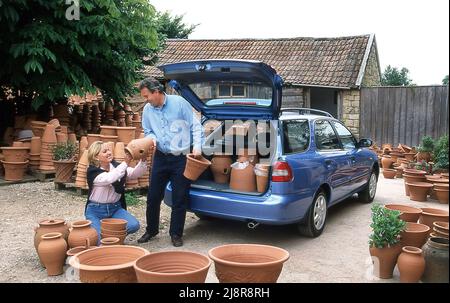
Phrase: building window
[{"left": 217, "top": 84, "right": 246, "bottom": 97}]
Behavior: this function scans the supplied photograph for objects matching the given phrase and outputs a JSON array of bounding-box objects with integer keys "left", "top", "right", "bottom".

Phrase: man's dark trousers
[{"left": 146, "top": 149, "right": 190, "bottom": 238}]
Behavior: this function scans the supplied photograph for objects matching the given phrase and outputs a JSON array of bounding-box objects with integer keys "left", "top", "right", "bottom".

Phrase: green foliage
[
  {"left": 381, "top": 65, "right": 414, "bottom": 86},
  {"left": 52, "top": 141, "right": 77, "bottom": 161},
  {"left": 443, "top": 75, "right": 449, "bottom": 85},
  {"left": 417, "top": 135, "right": 435, "bottom": 153},
  {"left": 414, "top": 160, "right": 432, "bottom": 174},
  {"left": 433, "top": 135, "right": 449, "bottom": 171},
  {"left": 155, "top": 11, "right": 198, "bottom": 39},
  {"left": 369, "top": 204, "right": 406, "bottom": 248},
  {"left": 125, "top": 191, "right": 142, "bottom": 206}
]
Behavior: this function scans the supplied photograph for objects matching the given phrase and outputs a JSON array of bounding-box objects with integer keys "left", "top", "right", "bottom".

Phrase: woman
[{"left": 85, "top": 141, "right": 147, "bottom": 243}]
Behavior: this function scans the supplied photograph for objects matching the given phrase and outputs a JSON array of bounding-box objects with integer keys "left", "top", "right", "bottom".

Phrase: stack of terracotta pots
[
  {"left": 30, "top": 121, "right": 47, "bottom": 138},
  {"left": 82, "top": 104, "right": 92, "bottom": 131},
  {"left": 91, "top": 104, "right": 101, "bottom": 132},
  {"left": 125, "top": 160, "right": 140, "bottom": 189},
  {"left": 75, "top": 150, "right": 89, "bottom": 189},
  {"left": 29, "top": 137, "right": 42, "bottom": 170},
  {"left": 86, "top": 134, "right": 101, "bottom": 147},
  {"left": 0, "top": 144, "right": 30, "bottom": 181},
  {"left": 116, "top": 109, "right": 126, "bottom": 127},
  {"left": 432, "top": 222, "right": 449, "bottom": 239},
  {"left": 116, "top": 126, "right": 136, "bottom": 145},
  {"left": 138, "top": 142, "right": 154, "bottom": 187},
  {"left": 124, "top": 104, "right": 133, "bottom": 127},
  {"left": 39, "top": 124, "right": 58, "bottom": 172},
  {"left": 105, "top": 103, "right": 114, "bottom": 122},
  {"left": 52, "top": 104, "right": 70, "bottom": 126},
  {"left": 114, "top": 142, "right": 126, "bottom": 163},
  {"left": 56, "top": 126, "right": 68, "bottom": 143},
  {"left": 101, "top": 218, "right": 127, "bottom": 244},
  {"left": 78, "top": 136, "right": 88, "bottom": 160},
  {"left": 132, "top": 113, "right": 142, "bottom": 139},
  {"left": 403, "top": 168, "right": 427, "bottom": 197}
]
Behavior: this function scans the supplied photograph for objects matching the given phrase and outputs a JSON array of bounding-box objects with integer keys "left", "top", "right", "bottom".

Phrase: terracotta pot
[
  {"left": 68, "top": 220, "right": 98, "bottom": 248},
  {"left": 100, "top": 237, "right": 120, "bottom": 246},
  {"left": 69, "top": 245, "right": 149, "bottom": 283},
  {"left": 100, "top": 227, "right": 127, "bottom": 236},
  {"left": 238, "top": 148, "right": 259, "bottom": 166},
  {"left": 100, "top": 135, "right": 118, "bottom": 143},
  {"left": 210, "top": 155, "right": 232, "bottom": 183},
  {"left": 87, "top": 134, "right": 101, "bottom": 147},
  {"left": 34, "top": 218, "right": 70, "bottom": 266},
  {"left": 42, "top": 124, "right": 57, "bottom": 143},
  {"left": 433, "top": 228, "right": 449, "bottom": 239},
  {"left": 1, "top": 160, "right": 29, "bottom": 181},
  {"left": 384, "top": 204, "right": 422, "bottom": 222},
  {"left": 397, "top": 246, "right": 425, "bottom": 283},
  {"left": 255, "top": 163, "right": 270, "bottom": 193},
  {"left": 100, "top": 126, "right": 117, "bottom": 136},
  {"left": 78, "top": 150, "right": 89, "bottom": 166},
  {"left": 404, "top": 153, "right": 416, "bottom": 161},
  {"left": 56, "top": 132, "right": 68, "bottom": 143},
  {"left": 68, "top": 133, "right": 77, "bottom": 144},
  {"left": 403, "top": 174, "right": 426, "bottom": 196},
  {"left": 433, "top": 222, "right": 449, "bottom": 234},
  {"left": 208, "top": 244, "right": 289, "bottom": 283},
  {"left": 434, "top": 188, "right": 449, "bottom": 204},
  {"left": 401, "top": 222, "right": 430, "bottom": 248},
  {"left": 403, "top": 169, "right": 427, "bottom": 176},
  {"left": 38, "top": 232, "right": 67, "bottom": 276},
  {"left": 382, "top": 168, "right": 397, "bottom": 179},
  {"left": 101, "top": 232, "right": 126, "bottom": 245},
  {"left": 116, "top": 127, "right": 136, "bottom": 144},
  {"left": 381, "top": 156, "right": 395, "bottom": 169},
  {"left": 369, "top": 243, "right": 402, "bottom": 279},
  {"left": 421, "top": 237, "right": 449, "bottom": 283},
  {"left": 113, "top": 142, "right": 126, "bottom": 162},
  {"left": 101, "top": 218, "right": 127, "bottom": 231},
  {"left": 183, "top": 154, "right": 211, "bottom": 181},
  {"left": 419, "top": 208, "right": 449, "bottom": 235},
  {"left": 395, "top": 167, "right": 404, "bottom": 178},
  {"left": 12, "top": 141, "right": 23, "bottom": 147},
  {"left": 230, "top": 161, "right": 256, "bottom": 192},
  {"left": 125, "top": 138, "right": 154, "bottom": 160},
  {"left": 0, "top": 147, "right": 29, "bottom": 162},
  {"left": 53, "top": 160, "right": 76, "bottom": 183},
  {"left": 406, "top": 182, "right": 433, "bottom": 202},
  {"left": 30, "top": 137, "right": 42, "bottom": 154},
  {"left": 416, "top": 152, "right": 431, "bottom": 162},
  {"left": 134, "top": 251, "right": 211, "bottom": 283},
  {"left": 66, "top": 239, "right": 97, "bottom": 264}
]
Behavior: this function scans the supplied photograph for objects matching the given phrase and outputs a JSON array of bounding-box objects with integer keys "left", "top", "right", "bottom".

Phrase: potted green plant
[
  {"left": 416, "top": 136, "right": 434, "bottom": 162},
  {"left": 52, "top": 141, "right": 78, "bottom": 183},
  {"left": 369, "top": 204, "right": 406, "bottom": 279},
  {"left": 433, "top": 135, "right": 449, "bottom": 173}
]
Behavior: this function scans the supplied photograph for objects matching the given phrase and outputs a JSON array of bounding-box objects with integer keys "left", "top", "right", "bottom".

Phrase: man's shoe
[
  {"left": 137, "top": 232, "right": 157, "bottom": 243},
  {"left": 171, "top": 235, "right": 183, "bottom": 247}
]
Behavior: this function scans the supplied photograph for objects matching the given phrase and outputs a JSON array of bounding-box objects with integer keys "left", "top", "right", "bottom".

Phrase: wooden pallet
[
  {"left": 0, "top": 174, "right": 39, "bottom": 186},
  {"left": 29, "top": 169, "right": 56, "bottom": 182},
  {"left": 54, "top": 182, "right": 148, "bottom": 196}
]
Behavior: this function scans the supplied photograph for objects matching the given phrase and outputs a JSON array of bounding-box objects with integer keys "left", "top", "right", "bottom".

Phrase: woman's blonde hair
[{"left": 87, "top": 141, "right": 104, "bottom": 166}]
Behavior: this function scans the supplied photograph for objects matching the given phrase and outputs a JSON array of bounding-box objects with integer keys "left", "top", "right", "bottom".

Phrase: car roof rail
[{"left": 280, "top": 107, "right": 334, "bottom": 118}]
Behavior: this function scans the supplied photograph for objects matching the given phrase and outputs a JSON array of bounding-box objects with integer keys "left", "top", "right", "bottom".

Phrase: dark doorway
[{"left": 310, "top": 87, "right": 338, "bottom": 118}]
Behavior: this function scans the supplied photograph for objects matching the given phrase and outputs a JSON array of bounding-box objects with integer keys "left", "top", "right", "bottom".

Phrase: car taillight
[{"left": 272, "top": 161, "right": 293, "bottom": 182}]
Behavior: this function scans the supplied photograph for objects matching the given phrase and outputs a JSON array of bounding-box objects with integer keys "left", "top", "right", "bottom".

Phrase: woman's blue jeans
[{"left": 85, "top": 201, "right": 140, "bottom": 244}]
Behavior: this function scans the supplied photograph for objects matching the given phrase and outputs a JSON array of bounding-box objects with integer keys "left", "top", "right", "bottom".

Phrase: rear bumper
[{"left": 164, "top": 184, "right": 314, "bottom": 225}]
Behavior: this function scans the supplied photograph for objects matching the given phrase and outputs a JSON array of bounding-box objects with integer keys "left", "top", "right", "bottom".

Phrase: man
[{"left": 137, "top": 77, "right": 203, "bottom": 247}]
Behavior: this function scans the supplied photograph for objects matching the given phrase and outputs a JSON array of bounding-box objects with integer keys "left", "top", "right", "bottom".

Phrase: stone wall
[
  {"left": 341, "top": 89, "right": 360, "bottom": 138},
  {"left": 282, "top": 87, "right": 304, "bottom": 108},
  {"left": 362, "top": 42, "right": 381, "bottom": 87}
]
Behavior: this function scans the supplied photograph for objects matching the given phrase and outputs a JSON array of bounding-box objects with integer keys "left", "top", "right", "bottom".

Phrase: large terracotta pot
[
  {"left": 34, "top": 218, "right": 70, "bottom": 266},
  {"left": 382, "top": 168, "right": 396, "bottom": 179},
  {"left": 210, "top": 155, "right": 232, "bottom": 183},
  {"left": 384, "top": 204, "right": 422, "bottom": 222},
  {"left": 38, "top": 232, "right": 67, "bottom": 276},
  {"left": 100, "top": 218, "right": 127, "bottom": 231},
  {"left": 419, "top": 208, "right": 449, "bottom": 235},
  {"left": 116, "top": 127, "right": 136, "bottom": 144},
  {"left": 134, "top": 251, "right": 211, "bottom": 283},
  {"left": 435, "top": 188, "right": 449, "bottom": 204},
  {"left": 53, "top": 160, "right": 77, "bottom": 183},
  {"left": 230, "top": 160, "right": 256, "bottom": 192},
  {"left": 208, "top": 244, "right": 289, "bottom": 283},
  {"left": 87, "top": 134, "right": 101, "bottom": 147},
  {"left": 403, "top": 174, "right": 426, "bottom": 196},
  {"left": 1, "top": 160, "right": 29, "bottom": 181},
  {"left": 400, "top": 222, "right": 430, "bottom": 248},
  {"left": 369, "top": 243, "right": 402, "bottom": 279},
  {"left": 69, "top": 245, "right": 149, "bottom": 283},
  {"left": 397, "top": 246, "right": 425, "bottom": 283},
  {"left": 125, "top": 138, "right": 154, "bottom": 160},
  {"left": 406, "top": 182, "right": 433, "bottom": 202},
  {"left": 0, "top": 147, "right": 29, "bottom": 162},
  {"left": 421, "top": 237, "right": 449, "bottom": 283},
  {"left": 100, "top": 126, "right": 117, "bottom": 136},
  {"left": 381, "top": 156, "right": 395, "bottom": 169},
  {"left": 68, "top": 220, "right": 98, "bottom": 248},
  {"left": 183, "top": 154, "right": 211, "bottom": 181}
]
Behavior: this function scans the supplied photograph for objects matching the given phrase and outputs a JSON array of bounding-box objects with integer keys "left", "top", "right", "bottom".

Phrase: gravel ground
[{"left": 0, "top": 175, "right": 448, "bottom": 283}]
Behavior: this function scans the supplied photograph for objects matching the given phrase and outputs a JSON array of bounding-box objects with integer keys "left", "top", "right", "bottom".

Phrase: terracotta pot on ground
[
  {"left": 87, "top": 134, "right": 101, "bottom": 147},
  {"left": 403, "top": 174, "right": 426, "bottom": 196},
  {"left": 397, "top": 246, "right": 425, "bottom": 283},
  {"left": 433, "top": 222, "right": 449, "bottom": 235},
  {"left": 69, "top": 245, "right": 149, "bottom": 283},
  {"left": 34, "top": 218, "right": 70, "bottom": 266},
  {"left": 421, "top": 237, "right": 449, "bottom": 283},
  {"left": 100, "top": 126, "right": 117, "bottom": 136},
  {"left": 116, "top": 127, "right": 136, "bottom": 144},
  {"left": 42, "top": 124, "right": 57, "bottom": 143},
  {"left": 30, "top": 137, "right": 42, "bottom": 154},
  {"left": 434, "top": 188, "right": 449, "bottom": 204},
  {"left": 68, "top": 220, "right": 98, "bottom": 248},
  {"left": 37, "top": 232, "right": 67, "bottom": 276},
  {"left": 100, "top": 135, "right": 118, "bottom": 143},
  {"left": 125, "top": 138, "right": 154, "bottom": 160},
  {"left": 134, "top": 251, "right": 211, "bottom": 283},
  {"left": 0, "top": 147, "right": 29, "bottom": 162},
  {"left": 210, "top": 155, "right": 232, "bottom": 184},
  {"left": 419, "top": 208, "right": 449, "bottom": 235},
  {"left": 403, "top": 169, "right": 427, "bottom": 177},
  {"left": 230, "top": 160, "right": 256, "bottom": 192},
  {"left": 401, "top": 222, "right": 430, "bottom": 248},
  {"left": 208, "top": 244, "right": 290, "bottom": 283},
  {"left": 1, "top": 160, "right": 29, "bottom": 181},
  {"left": 100, "top": 218, "right": 127, "bottom": 231},
  {"left": 382, "top": 169, "right": 397, "bottom": 179},
  {"left": 369, "top": 243, "right": 402, "bottom": 279},
  {"left": 114, "top": 142, "right": 126, "bottom": 162},
  {"left": 183, "top": 154, "right": 211, "bottom": 181},
  {"left": 56, "top": 132, "right": 68, "bottom": 143},
  {"left": 406, "top": 182, "right": 433, "bottom": 202},
  {"left": 384, "top": 204, "right": 422, "bottom": 222},
  {"left": 100, "top": 237, "right": 120, "bottom": 246},
  {"left": 381, "top": 156, "right": 395, "bottom": 169},
  {"left": 53, "top": 160, "right": 77, "bottom": 183},
  {"left": 66, "top": 238, "right": 97, "bottom": 264}
]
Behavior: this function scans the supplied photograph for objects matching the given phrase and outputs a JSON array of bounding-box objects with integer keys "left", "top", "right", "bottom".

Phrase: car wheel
[
  {"left": 358, "top": 169, "right": 378, "bottom": 203},
  {"left": 297, "top": 190, "right": 327, "bottom": 238}
]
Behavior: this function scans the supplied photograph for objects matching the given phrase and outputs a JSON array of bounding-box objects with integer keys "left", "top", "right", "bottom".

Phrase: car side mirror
[{"left": 357, "top": 138, "right": 373, "bottom": 148}]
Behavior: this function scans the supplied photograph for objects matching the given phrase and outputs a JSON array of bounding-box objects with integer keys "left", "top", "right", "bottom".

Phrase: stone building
[{"left": 137, "top": 34, "right": 381, "bottom": 138}]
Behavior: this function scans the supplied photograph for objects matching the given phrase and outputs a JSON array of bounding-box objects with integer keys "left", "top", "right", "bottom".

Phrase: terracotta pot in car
[{"left": 210, "top": 155, "right": 232, "bottom": 184}]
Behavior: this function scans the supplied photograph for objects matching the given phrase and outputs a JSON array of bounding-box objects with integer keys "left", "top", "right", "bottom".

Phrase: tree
[
  {"left": 0, "top": 0, "right": 159, "bottom": 109},
  {"left": 381, "top": 65, "right": 414, "bottom": 86},
  {"left": 443, "top": 75, "right": 449, "bottom": 85},
  {"left": 155, "top": 11, "right": 198, "bottom": 39}
]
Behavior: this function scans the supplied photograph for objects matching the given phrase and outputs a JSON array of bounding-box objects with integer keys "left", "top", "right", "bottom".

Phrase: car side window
[
  {"left": 282, "top": 120, "right": 310, "bottom": 154},
  {"left": 314, "top": 120, "right": 341, "bottom": 150},
  {"left": 331, "top": 121, "right": 357, "bottom": 150}
]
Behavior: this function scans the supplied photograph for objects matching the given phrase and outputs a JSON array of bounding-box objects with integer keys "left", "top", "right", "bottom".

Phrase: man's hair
[{"left": 139, "top": 77, "right": 164, "bottom": 93}]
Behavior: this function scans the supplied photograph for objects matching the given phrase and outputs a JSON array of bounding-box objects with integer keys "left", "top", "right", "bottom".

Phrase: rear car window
[
  {"left": 314, "top": 120, "right": 341, "bottom": 150},
  {"left": 282, "top": 120, "right": 310, "bottom": 154}
]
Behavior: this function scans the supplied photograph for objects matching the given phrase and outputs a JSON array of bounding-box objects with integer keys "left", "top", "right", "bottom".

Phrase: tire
[
  {"left": 297, "top": 190, "right": 327, "bottom": 238},
  {"left": 358, "top": 169, "right": 378, "bottom": 203}
]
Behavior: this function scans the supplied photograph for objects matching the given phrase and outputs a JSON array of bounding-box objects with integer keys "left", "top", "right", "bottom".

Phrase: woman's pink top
[{"left": 89, "top": 161, "right": 147, "bottom": 203}]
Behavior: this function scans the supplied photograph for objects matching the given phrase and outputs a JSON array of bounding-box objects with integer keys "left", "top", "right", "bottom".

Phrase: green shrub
[
  {"left": 433, "top": 135, "right": 449, "bottom": 171},
  {"left": 369, "top": 204, "right": 406, "bottom": 248},
  {"left": 125, "top": 192, "right": 142, "bottom": 206},
  {"left": 52, "top": 142, "right": 77, "bottom": 161},
  {"left": 417, "top": 135, "right": 435, "bottom": 153}
]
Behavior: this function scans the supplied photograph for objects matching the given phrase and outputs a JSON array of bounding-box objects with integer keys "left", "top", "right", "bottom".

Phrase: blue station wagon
[{"left": 159, "top": 59, "right": 379, "bottom": 237}]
